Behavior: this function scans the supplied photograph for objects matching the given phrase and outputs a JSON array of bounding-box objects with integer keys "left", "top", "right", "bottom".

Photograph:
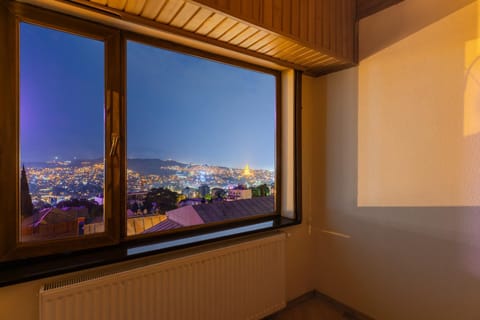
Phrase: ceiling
[
  {"left": 357, "top": 0, "right": 404, "bottom": 19},
  {"left": 82, "top": 0, "right": 346, "bottom": 74},
  {"left": 19, "top": 0, "right": 403, "bottom": 75}
]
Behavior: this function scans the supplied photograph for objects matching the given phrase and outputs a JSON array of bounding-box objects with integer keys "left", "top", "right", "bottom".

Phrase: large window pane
[
  {"left": 126, "top": 40, "right": 276, "bottom": 236},
  {"left": 19, "top": 22, "right": 105, "bottom": 242}
]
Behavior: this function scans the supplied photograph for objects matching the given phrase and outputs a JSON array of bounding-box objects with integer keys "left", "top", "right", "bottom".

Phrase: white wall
[{"left": 308, "top": 0, "right": 480, "bottom": 319}]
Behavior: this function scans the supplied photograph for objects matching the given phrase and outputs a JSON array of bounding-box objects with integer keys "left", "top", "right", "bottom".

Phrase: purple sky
[
  {"left": 20, "top": 22, "right": 104, "bottom": 162},
  {"left": 20, "top": 22, "right": 276, "bottom": 170}
]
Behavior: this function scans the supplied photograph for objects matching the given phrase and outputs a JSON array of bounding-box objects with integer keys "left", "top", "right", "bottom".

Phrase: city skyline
[
  {"left": 20, "top": 22, "right": 276, "bottom": 170},
  {"left": 20, "top": 156, "right": 275, "bottom": 240},
  {"left": 23, "top": 158, "right": 274, "bottom": 205}
]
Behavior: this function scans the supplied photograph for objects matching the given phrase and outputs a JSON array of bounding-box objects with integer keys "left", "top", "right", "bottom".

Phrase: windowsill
[{"left": 0, "top": 216, "right": 299, "bottom": 287}]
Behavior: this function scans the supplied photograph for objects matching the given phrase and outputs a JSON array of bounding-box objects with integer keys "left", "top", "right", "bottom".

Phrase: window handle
[{"left": 110, "top": 133, "right": 119, "bottom": 157}]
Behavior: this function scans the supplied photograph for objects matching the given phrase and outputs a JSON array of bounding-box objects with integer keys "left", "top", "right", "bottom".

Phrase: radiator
[{"left": 39, "top": 232, "right": 286, "bottom": 320}]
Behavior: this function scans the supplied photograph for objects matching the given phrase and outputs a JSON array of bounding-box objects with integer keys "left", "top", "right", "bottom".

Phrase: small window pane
[
  {"left": 126, "top": 40, "right": 276, "bottom": 236},
  {"left": 19, "top": 22, "right": 105, "bottom": 242}
]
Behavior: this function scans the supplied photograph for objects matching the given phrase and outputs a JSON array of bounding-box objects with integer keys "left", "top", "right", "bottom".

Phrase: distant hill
[
  {"left": 24, "top": 158, "right": 247, "bottom": 176},
  {"left": 127, "top": 158, "right": 188, "bottom": 176},
  {"left": 24, "top": 158, "right": 188, "bottom": 175},
  {"left": 24, "top": 159, "right": 102, "bottom": 169}
]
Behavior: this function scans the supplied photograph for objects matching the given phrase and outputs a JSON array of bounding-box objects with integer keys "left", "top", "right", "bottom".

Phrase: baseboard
[
  {"left": 286, "top": 290, "right": 317, "bottom": 307},
  {"left": 264, "top": 290, "right": 374, "bottom": 320},
  {"left": 262, "top": 292, "right": 316, "bottom": 319},
  {"left": 314, "top": 291, "right": 374, "bottom": 320}
]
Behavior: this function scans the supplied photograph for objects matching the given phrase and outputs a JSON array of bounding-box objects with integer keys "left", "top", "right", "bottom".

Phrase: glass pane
[
  {"left": 126, "top": 40, "right": 276, "bottom": 236},
  {"left": 19, "top": 22, "right": 105, "bottom": 242}
]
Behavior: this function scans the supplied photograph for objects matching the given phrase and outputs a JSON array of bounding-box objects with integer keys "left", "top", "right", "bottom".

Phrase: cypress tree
[{"left": 21, "top": 165, "right": 34, "bottom": 218}]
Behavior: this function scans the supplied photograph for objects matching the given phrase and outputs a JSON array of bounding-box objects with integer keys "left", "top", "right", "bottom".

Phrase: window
[
  {"left": 19, "top": 22, "right": 106, "bottom": 242},
  {"left": 126, "top": 39, "right": 278, "bottom": 236},
  {"left": 0, "top": 3, "right": 299, "bottom": 265}
]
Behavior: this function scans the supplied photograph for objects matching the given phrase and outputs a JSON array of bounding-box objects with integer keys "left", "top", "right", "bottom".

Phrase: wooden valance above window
[{"left": 17, "top": 0, "right": 402, "bottom": 76}]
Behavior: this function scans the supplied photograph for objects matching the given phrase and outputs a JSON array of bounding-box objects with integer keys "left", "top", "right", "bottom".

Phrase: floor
[{"left": 265, "top": 294, "right": 359, "bottom": 320}]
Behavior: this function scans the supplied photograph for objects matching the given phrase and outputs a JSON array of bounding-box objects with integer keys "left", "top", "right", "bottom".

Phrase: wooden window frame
[
  {"left": 0, "top": 3, "right": 121, "bottom": 261},
  {"left": 0, "top": 1, "right": 300, "bottom": 265},
  {"left": 121, "top": 33, "right": 283, "bottom": 240}
]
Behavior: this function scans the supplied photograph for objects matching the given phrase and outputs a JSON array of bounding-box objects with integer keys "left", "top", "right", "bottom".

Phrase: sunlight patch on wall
[
  {"left": 358, "top": 1, "right": 480, "bottom": 207},
  {"left": 463, "top": 39, "right": 480, "bottom": 137}
]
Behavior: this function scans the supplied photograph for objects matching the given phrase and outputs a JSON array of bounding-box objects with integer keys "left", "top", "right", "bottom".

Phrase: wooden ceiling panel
[
  {"left": 155, "top": 0, "right": 185, "bottom": 24},
  {"left": 247, "top": 34, "right": 276, "bottom": 51},
  {"left": 195, "top": 13, "right": 225, "bottom": 35},
  {"left": 273, "top": 44, "right": 309, "bottom": 60},
  {"left": 81, "top": 0, "right": 358, "bottom": 75},
  {"left": 271, "top": 42, "right": 302, "bottom": 58},
  {"left": 106, "top": 0, "right": 126, "bottom": 10},
  {"left": 302, "top": 55, "right": 337, "bottom": 68},
  {"left": 237, "top": 30, "right": 268, "bottom": 49},
  {"left": 206, "top": 17, "right": 237, "bottom": 39},
  {"left": 294, "top": 50, "right": 323, "bottom": 65},
  {"left": 228, "top": 26, "right": 258, "bottom": 45},
  {"left": 218, "top": 23, "right": 248, "bottom": 42},
  {"left": 183, "top": 8, "right": 213, "bottom": 31},
  {"left": 257, "top": 37, "right": 287, "bottom": 54},
  {"left": 169, "top": 2, "right": 199, "bottom": 27},
  {"left": 263, "top": 40, "right": 297, "bottom": 57},
  {"left": 123, "top": 0, "right": 146, "bottom": 15},
  {"left": 140, "top": 0, "right": 166, "bottom": 20},
  {"left": 90, "top": 0, "right": 107, "bottom": 5}
]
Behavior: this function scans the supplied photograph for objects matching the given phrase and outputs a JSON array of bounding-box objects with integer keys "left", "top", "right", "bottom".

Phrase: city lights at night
[{"left": 19, "top": 22, "right": 276, "bottom": 241}]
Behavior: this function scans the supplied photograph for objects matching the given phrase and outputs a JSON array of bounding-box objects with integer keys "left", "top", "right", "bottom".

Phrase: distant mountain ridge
[
  {"left": 24, "top": 158, "right": 187, "bottom": 170},
  {"left": 24, "top": 158, "right": 102, "bottom": 169},
  {"left": 24, "top": 158, "right": 257, "bottom": 176},
  {"left": 127, "top": 158, "right": 188, "bottom": 176}
]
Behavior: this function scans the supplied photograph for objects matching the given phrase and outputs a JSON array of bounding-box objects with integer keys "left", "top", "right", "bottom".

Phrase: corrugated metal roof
[
  {"left": 143, "top": 218, "right": 183, "bottom": 233},
  {"left": 195, "top": 196, "right": 274, "bottom": 223}
]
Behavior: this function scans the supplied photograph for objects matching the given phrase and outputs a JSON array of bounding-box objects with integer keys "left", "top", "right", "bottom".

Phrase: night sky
[
  {"left": 20, "top": 22, "right": 276, "bottom": 170},
  {"left": 20, "top": 22, "right": 105, "bottom": 162}
]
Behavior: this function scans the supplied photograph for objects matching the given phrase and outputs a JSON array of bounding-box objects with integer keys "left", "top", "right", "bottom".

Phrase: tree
[
  {"left": 20, "top": 165, "right": 34, "bottom": 218},
  {"left": 211, "top": 188, "right": 226, "bottom": 199},
  {"left": 258, "top": 184, "right": 270, "bottom": 197},
  {"left": 129, "top": 202, "right": 139, "bottom": 212},
  {"left": 144, "top": 187, "right": 179, "bottom": 214},
  {"left": 250, "top": 184, "right": 270, "bottom": 197},
  {"left": 56, "top": 198, "right": 103, "bottom": 220}
]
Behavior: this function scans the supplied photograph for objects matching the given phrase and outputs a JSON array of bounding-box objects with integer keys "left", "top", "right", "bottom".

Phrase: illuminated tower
[
  {"left": 242, "top": 164, "right": 252, "bottom": 177},
  {"left": 21, "top": 165, "right": 34, "bottom": 218},
  {"left": 238, "top": 164, "right": 252, "bottom": 188}
]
